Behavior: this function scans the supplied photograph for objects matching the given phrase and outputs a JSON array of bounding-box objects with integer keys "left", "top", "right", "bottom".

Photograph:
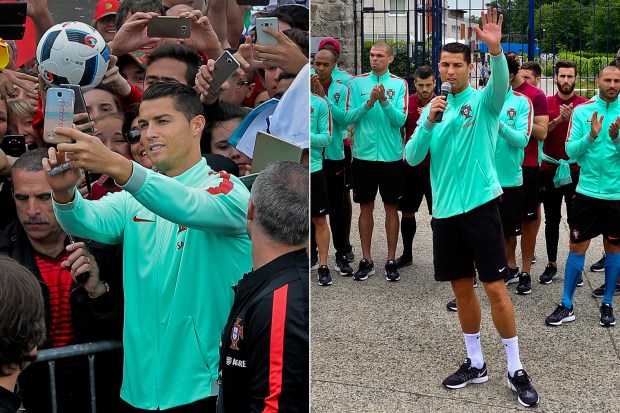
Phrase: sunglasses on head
[{"left": 125, "top": 127, "right": 141, "bottom": 144}]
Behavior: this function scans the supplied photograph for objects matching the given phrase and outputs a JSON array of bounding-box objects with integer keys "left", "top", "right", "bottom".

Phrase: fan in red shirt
[
  {"left": 396, "top": 66, "right": 436, "bottom": 268},
  {"left": 538, "top": 59, "right": 588, "bottom": 284}
]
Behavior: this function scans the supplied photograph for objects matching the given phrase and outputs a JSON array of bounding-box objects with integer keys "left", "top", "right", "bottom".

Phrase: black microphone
[{"left": 434, "top": 82, "right": 452, "bottom": 123}]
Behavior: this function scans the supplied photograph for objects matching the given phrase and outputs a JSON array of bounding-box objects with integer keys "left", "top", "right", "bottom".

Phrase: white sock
[
  {"left": 463, "top": 332, "right": 484, "bottom": 369},
  {"left": 502, "top": 336, "right": 523, "bottom": 376}
]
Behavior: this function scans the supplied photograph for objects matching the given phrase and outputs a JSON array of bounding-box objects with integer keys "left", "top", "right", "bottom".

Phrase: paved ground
[{"left": 311, "top": 202, "right": 620, "bottom": 412}]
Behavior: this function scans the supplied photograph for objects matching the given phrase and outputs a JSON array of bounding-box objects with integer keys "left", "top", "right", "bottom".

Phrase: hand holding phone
[
  {"left": 255, "top": 17, "right": 279, "bottom": 47},
  {"left": 147, "top": 16, "right": 191, "bottom": 39},
  {"left": 209, "top": 51, "right": 241, "bottom": 94}
]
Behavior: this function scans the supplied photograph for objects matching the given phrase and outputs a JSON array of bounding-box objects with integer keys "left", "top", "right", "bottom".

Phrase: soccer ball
[{"left": 37, "top": 21, "right": 110, "bottom": 91}]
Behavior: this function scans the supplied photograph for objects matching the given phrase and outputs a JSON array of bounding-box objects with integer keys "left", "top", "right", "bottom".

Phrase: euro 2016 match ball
[{"left": 37, "top": 21, "right": 110, "bottom": 91}]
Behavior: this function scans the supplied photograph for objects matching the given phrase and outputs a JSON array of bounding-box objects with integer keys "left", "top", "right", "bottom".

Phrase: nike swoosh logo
[
  {"left": 319, "top": 209, "right": 326, "bottom": 213},
  {"left": 335, "top": 170, "right": 343, "bottom": 176},
  {"left": 527, "top": 212, "right": 534, "bottom": 216},
  {"left": 361, "top": 93, "right": 370, "bottom": 96},
  {"left": 133, "top": 216, "right": 155, "bottom": 223},
  {"left": 499, "top": 267, "right": 506, "bottom": 272}
]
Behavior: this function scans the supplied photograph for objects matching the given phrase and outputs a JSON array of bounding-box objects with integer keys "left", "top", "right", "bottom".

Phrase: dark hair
[
  {"left": 142, "top": 82, "right": 204, "bottom": 122},
  {"left": 441, "top": 42, "right": 471, "bottom": 65},
  {"left": 201, "top": 102, "right": 250, "bottom": 153},
  {"left": 251, "top": 161, "right": 308, "bottom": 246},
  {"left": 0, "top": 255, "right": 46, "bottom": 376},
  {"left": 84, "top": 84, "right": 121, "bottom": 113},
  {"left": 261, "top": 5, "right": 309, "bottom": 31},
  {"left": 115, "top": 0, "right": 165, "bottom": 30},
  {"left": 147, "top": 44, "right": 201, "bottom": 87},
  {"left": 282, "top": 29, "right": 309, "bottom": 58},
  {"left": 555, "top": 59, "right": 577, "bottom": 76},
  {"left": 372, "top": 41, "right": 393, "bottom": 56},
  {"left": 122, "top": 103, "right": 141, "bottom": 135},
  {"left": 93, "top": 111, "right": 124, "bottom": 125},
  {"left": 11, "top": 148, "right": 48, "bottom": 176},
  {"left": 505, "top": 52, "right": 521, "bottom": 76},
  {"left": 414, "top": 65, "right": 435, "bottom": 80},
  {"left": 521, "top": 61, "right": 542, "bottom": 77}
]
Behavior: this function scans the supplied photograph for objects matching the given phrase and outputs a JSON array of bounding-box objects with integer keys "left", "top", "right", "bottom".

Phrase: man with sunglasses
[{"left": 44, "top": 83, "right": 252, "bottom": 413}]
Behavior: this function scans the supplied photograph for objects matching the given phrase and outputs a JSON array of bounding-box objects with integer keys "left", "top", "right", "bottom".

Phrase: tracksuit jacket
[
  {"left": 323, "top": 80, "right": 349, "bottom": 161},
  {"left": 495, "top": 89, "right": 533, "bottom": 187},
  {"left": 405, "top": 52, "right": 509, "bottom": 218},
  {"left": 310, "top": 93, "right": 332, "bottom": 173},
  {"left": 566, "top": 95, "right": 620, "bottom": 200},
  {"left": 217, "top": 249, "right": 309, "bottom": 412},
  {"left": 345, "top": 70, "right": 408, "bottom": 162},
  {"left": 53, "top": 159, "right": 252, "bottom": 410}
]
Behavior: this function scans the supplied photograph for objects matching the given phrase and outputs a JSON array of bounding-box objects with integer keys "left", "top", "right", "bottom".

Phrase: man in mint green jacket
[
  {"left": 345, "top": 41, "right": 408, "bottom": 282},
  {"left": 545, "top": 65, "right": 620, "bottom": 329},
  {"left": 44, "top": 83, "right": 252, "bottom": 412},
  {"left": 405, "top": 9, "right": 539, "bottom": 408}
]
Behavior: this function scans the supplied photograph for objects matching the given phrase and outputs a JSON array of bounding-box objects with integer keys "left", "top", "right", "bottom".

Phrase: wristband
[{"left": 88, "top": 280, "right": 109, "bottom": 299}]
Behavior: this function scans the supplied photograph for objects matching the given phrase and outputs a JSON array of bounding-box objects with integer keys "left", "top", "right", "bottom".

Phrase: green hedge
[
  {"left": 362, "top": 40, "right": 432, "bottom": 91},
  {"left": 541, "top": 52, "right": 616, "bottom": 77}
]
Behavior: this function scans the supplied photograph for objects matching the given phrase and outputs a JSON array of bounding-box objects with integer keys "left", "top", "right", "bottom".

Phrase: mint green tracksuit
[
  {"left": 54, "top": 159, "right": 252, "bottom": 410},
  {"left": 310, "top": 93, "right": 332, "bottom": 173}
]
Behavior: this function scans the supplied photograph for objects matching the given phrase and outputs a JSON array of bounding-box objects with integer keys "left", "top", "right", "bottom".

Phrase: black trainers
[
  {"left": 317, "top": 265, "right": 332, "bottom": 286},
  {"left": 590, "top": 254, "right": 606, "bottom": 272},
  {"left": 507, "top": 369, "right": 539, "bottom": 407},
  {"left": 385, "top": 260, "right": 401, "bottom": 281},
  {"left": 353, "top": 259, "right": 375, "bottom": 281},
  {"left": 334, "top": 256, "right": 353, "bottom": 276},
  {"left": 504, "top": 267, "right": 519, "bottom": 285},
  {"left": 538, "top": 264, "right": 558, "bottom": 284},
  {"left": 545, "top": 304, "right": 575, "bottom": 326},
  {"left": 394, "top": 254, "right": 412, "bottom": 268},
  {"left": 344, "top": 245, "right": 355, "bottom": 263},
  {"left": 516, "top": 272, "right": 532, "bottom": 295},
  {"left": 592, "top": 283, "right": 620, "bottom": 298},
  {"left": 600, "top": 303, "right": 616, "bottom": 327},
  {"left": 442, "top": 358, "right": 488, "bottom": 389},
  {"left": 446, "top": 298, "right": 457, "bottom": 312},
  {"left": 310, "top": 257, "right": 318, "bottom": 271},
  {"left": 531, "top": 254, "right": 537, "bottom": 264}
]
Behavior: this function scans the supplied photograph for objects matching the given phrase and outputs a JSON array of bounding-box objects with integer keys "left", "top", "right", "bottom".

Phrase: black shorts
[
  {"left": 497, "top": 186, "right": 523, "bottom": 237},
  {"left": 311, "top": 170, "right": 329, "bottom": 217},
  {"left": 569, "top": 194, "right": 620, "bottom": 245},
  {"left": 432, "top": 200, "right": 508, "bottom": 282},
  {"left": 398, "top": 164, "right": 432, "bottom": 214},
  {"left": 522, "top": 166, "right": 540, "bottom": 220},
  {"left": 351, "top": 159, "right": 403, "bottom": 204},
  {"left": 343, "top": 145, "right": 352, "bottom": 190}
]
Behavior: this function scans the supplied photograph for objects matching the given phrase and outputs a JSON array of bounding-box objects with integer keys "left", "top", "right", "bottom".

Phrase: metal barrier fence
[
  {"left": 355, "top": 0, "right": 620, "bottom": 96},
  {"left": 34, "top": 340, "right": 123, "bottom": 413}
]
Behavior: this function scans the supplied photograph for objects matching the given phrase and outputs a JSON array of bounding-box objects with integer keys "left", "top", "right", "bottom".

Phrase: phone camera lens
[
  {"left": 227, "top": 58, "right": 232, "bottom": 63},
  {"left": 182, "top": 26, "right": 187, "bottom": 30},
  {"left": 57, "top": 92, "right": 62, "bottom": 98}
]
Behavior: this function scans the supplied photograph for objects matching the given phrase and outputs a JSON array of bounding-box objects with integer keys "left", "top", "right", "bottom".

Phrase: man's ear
[
  {"left": 247, "top": 199, "right": 254, "bottom": 220},
  {"left": 246, "top": 83, "right": 256, "bottom": 99},
  {"left": 191, "top": 115, "right": 206, "bottom": 138}
]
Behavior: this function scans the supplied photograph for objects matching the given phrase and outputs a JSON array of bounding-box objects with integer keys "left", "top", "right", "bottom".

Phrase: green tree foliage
[{"left": 495, "top": 0, "right": 620, "bottom": 54}]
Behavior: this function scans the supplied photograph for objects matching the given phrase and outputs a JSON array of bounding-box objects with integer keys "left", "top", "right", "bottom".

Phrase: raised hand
[
  {"left": 473, "top": 7, "right": 503, "bottom": 54},
  {"left": 109, "top": 12, "right": 161, "bottom": 57},
  {"left": 62, "top": 242, "right": 100, "bottom": 291},
  {"left": 179, "top": 10, "right": 223, "bottom": 59},
  {"left": 590, "top": 111, "right": 604, "bottom": 138},
  {"left": 608, "top": 116, "right": 620, "bottom": 140}
]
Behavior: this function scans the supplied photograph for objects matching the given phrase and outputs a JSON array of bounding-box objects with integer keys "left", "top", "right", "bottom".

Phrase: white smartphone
[{"left": 255, "top": 17, "right": 279, "bottom": 46}]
